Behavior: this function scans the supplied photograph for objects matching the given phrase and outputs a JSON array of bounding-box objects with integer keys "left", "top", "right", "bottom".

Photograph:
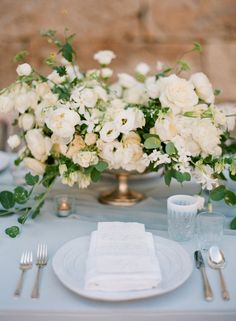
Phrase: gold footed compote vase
[{"left": 98, "top": 171, "right": 146, "bottom": 206}]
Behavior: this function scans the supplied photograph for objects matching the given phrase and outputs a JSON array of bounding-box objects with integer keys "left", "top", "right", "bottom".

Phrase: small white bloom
[
  {"left": 24, "top": 157, "right": 46, "bottom": 175},
  {"left": 78, "top": 172, "right": 91, "bottom": 188},
  {"left": 123, "top": 84, "right": 146, "bottom": 104},
  {"left": 118, "top": 73, "right": 137, "bottom": 89},
  {"left": 94, "top": 86, "right": 108, "bottom": 102},
  {"left": 109, "top": 83, "right": 123, "bottom": 98},
  {"left": 148, "top": 150, "right": 171, "bottom": 167},
  {"left": 47, "top": 70, "right": 66, "bottom": 84},
  {"left": 101, "top": 67, "right": 113, "bottom": 78},
  {"left": 190, "top": 72, "right": 215, "bottom": 104},
  {"left": 73, "top": 151, "right": 98, "bottom": 168},
  {"left": 71, "top": 87, "right": 97, "bottom": 109},
  {"left": 100, "top": 122, "right": 119, "bottom": 142},
  {"left": 59, "top": 164, "right": 67, "bottom": 176},
  {"left": 192, "top": 165, "right": 218, "bottom": 190},
  {"left": 101, "top": 141, "right": 123, "bottom": 169},
  {"left": 15, "top": 91, "right": 38, "bottom": 113},
  {"left": 62, "top": 171, "right": 78, "bottom": 187},
  {"left": 114, "top": 109, "right": 136, "bottom": 134},
  {"left": 154, "top": 117, "right": 177, "bottom": 141},
  {"left": 66, "top": 65, "right": 83, "bottom": 81},
  {"left": 0, "top": 95, "right": 14, "bottom": 113},
  {"left": 7, "top": 135, "right": 21, "bottom": 149},
  {"left": 135, "top": 62, "right": 150, "bottom": 76},
  {"left": 93, "top": 50, "right": 116, "bottom": 65},
  {"left": 16, "top": 63, "right": 32, "bottom": 76},
  {"left": 217, "top": 103, "right": 236, "bottom": 131},
  {"left": 145, "top": 77, "right": 161, "bottom": 99},
  {"left": 19, "top": 113, "right": 35, "bottom": 131},
  {"left": 85, "top": 133, "right": 97, "bottom": 145},
  {"left": 25, "top": 129, "right": 52, "bottom": 161}
]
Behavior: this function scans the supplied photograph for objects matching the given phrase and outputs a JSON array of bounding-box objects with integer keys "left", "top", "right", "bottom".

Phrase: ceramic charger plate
[{"left": 52, "top": 234, "right": 193, "bottom": 302}]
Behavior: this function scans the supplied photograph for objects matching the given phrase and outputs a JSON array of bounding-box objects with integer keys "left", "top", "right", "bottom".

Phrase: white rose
[
  {"left": 118, "top": 73, "right": 137, "bottom": 88},
  {"left": 101, "top": 141, "right": 123, "bottom": 169},
  {"left": 100, "top": 122, "right": 119, "bottom": 142},
  {"left": 15, "top": 91, "right": 38, "bottom": 113},
  {"left": 93, "top": 50, "right": 116, "bottom": 65},
  {"left": 159, "top": 74, "right": 198, "bottom": 113},
  {"left": 16, "top": 63, "right": 32, "bottom": 76},
  {"left": 85, "top": 133, "right": 97, "bottom": 145},
  {"left": 190, "top": 72, "right": 215, "bottom": 104},
  {"left": 73, "top": 151, "right": 98, "bottom": 168},
  {"left": 47, "top": 70, "right": 66, "bottom": 84},
  {"left": 0, "top": 95, "right": 14, "bottom": 113},
  {"left": 154, "top": 117, "right": 177, "bottom": 141},
  {"left": 133, "top": 108, "right": 145, "bottom": 129},
  {"left": 45, "top": 107, "right": 80, "bottom": 139},
  {"left": 7, "top": 135, "right": 21, "bottom": 149},
  {"left": 123, "top": 84, "right": 147, "bottom": 104},
  {"left": 94, "top": 86, "right": 108, "bottom": 102},
  {"left": 135, "top": 62, "right": 150, "bottom": 76},
  {"left": 145, "top": 77, "right": 161, "bottom": 99},
  {"left": 19, "top": 113, "right": 35, "bottom": 131},
  {"left": 78, "top": 172, "right": 91, "bottom": 188},
  {"left": 101, "top": 68, "right": 113, "bottom": 78},
  {"left": 24, "top": 157, "right": 46, "bottom": 175},
  {"left": 25, "top": 129, "right": 52, "bottom": 161}
]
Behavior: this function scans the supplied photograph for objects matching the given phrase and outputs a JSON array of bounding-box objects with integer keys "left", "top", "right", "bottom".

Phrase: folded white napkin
[{"left": 85, "top": 222, "right": 162, "bottom": 292}]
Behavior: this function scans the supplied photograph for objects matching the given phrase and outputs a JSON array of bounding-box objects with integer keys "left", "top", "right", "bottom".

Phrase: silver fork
[
  {"left": 14, "top": 250, "right": 33, "bottom": 297},
  {"left": 31, "top": 244, "right": 48, "bottom": 298}
]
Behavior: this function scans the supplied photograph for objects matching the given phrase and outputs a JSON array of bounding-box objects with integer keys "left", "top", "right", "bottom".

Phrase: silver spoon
[{"left": 208, "top": 246, "right": 230, "bottom": 301}]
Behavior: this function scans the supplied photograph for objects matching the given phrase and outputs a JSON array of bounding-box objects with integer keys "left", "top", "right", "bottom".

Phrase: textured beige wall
[{"left": 0, "top": 0, "right": 236, "bottom": 101}]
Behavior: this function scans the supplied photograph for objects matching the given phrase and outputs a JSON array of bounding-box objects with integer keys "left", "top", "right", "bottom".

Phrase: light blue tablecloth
[{"left": 0, "top": 153, "right": 236, "bottom": 321}]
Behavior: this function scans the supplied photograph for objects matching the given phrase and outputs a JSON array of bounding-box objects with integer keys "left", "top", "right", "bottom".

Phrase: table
[{"left": 0, "top": 156, "right": 236, "bottom": 321}]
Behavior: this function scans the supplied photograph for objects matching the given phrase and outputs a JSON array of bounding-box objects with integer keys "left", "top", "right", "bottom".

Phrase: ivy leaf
[
  {"left": 91, "top": 168, "right": 101, "bottom": 182},
  {"left": 59, "top": 42, "right": 74, "bottom": 62},
  {"left": 193, "top": 42, "right": 203, "bottom": 52},
  {"left": 18, "top": 214, "right": 28, "bottom": 225},
  {"left": 95, "top": 161, "right": 108, "bottom": 172},
  {"left": 25, "top": 173, "right": 39, "bottom": 186},
  {"left": 230, "top": 217, "right": 236, "bottom": 230},
  {"left": 209, "top": 185, "right": 226, "bottom": 201},
  {"left": 166, "top": 142, "right": 176, "bottom": 155},
  {"left": 5, "top": 226, "right": 20, "bottom": 238},
  {"left": 173, "top": 171, "right": 184, "bottom": 183},
  {"left": 144, "top": 137, "right": 160, "bottom": 149},
  {"left": 0, "top": 191, "right": 15, "bottom": 209},
  {"left": 14, "top": 50, "right": 29, "bottom": 62},
  {"left": 224, "top": 190, "right": 236, "bottom": 206},
  {"left": 14, "top": 186, "right": 29, "bottom": 204},
  {"left": 182, "top": 172, "right": 191, "bottom": 182},
  {"left": 164, "top": 170, "right": 173, "bottom": 186},
  {"left": 53, "top": 66, "right": 67, "bottom": 76}
]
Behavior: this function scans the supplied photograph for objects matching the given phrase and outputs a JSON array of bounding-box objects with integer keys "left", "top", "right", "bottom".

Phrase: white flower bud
[
  {"left": 7, "top": 135, "right": 21, "bottom": 149},
  {"left": 16, "top": 63, "right": 32, "bottom": 76}
]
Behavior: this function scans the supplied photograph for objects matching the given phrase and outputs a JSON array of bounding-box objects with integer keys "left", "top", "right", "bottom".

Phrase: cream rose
[
  {"left": 16, "top": 63, "right": 32, "bottom": 76},
  {"left": 7, "top": 135, "right": 21, "bottom": 149},
  {"left": 118, "top": 73, "right": 137, "bottom": 88},
  {"left": 24, "top": 157, "right": 46, "bottom": 175},
  {"left": 123, "top": 132, "right": 141, "bottom": 147},
  {"left": 25, "top": 129, "right": 52, "bottom": 161},
  {"left": 19, "top": 113, "right": 35, "bottom": 131},
  {"left": 190, "top": 72, "right": 215, "bottom": 104},
  {"left": 85, "top": 133, "right": 97, "bottom": 145},
  {"left": 73, "top": 151, "right": 98, "bottom": 168}
]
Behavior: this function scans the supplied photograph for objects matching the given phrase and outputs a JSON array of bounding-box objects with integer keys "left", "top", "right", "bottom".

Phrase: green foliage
[
  {"left": 42, "top": 164, "right": 59, "bottom": 188},
  {"left": 164, "top": 169, "right": 173, "bottom": 186},
  {"left": 144, "top": 137, "right": 160, "bottom": 149},
  {"left": 214, "top": 89, "right": 221, "bottom": 96},
  {"left": 91, "top": 168, "right": 101, "bottom": 182},
  {"left": 164, "top": 169, "right": 191, "bottom": 185},
  {"left": 95, "top": 161, "right": 108, "bottom": 172},
  {"left": 14, "top": 187, "right": 29, "bottom": 204},
  {"left": 59, "top": 42, "right": 75, "bottom": 62},
  {"left": 25, "top": 173, "right": 39, "bottom": 186},
  {"left": 193, "top": 42, "right": 203, "bottom": 52},
  {"left": 0, "top": 191, "right": 15, "bottom": 209},
  {"left": 165, "top": 142, "right": 176, "bottom": 155},
  {"left": 230, "top": 217, "right": 236, "bottom": 230},
  {"left": 209, "top": 185, "right": 226, "bottom": 201},
  {"left": 53, "top": 66, "right": 67, "bottom": 76},
  {"left": 52, "top": 85, "right": 71, "bottom": 101},
  {"left": 5, "top": 226, "right": 20, "bottom": 238},
  {"left": 155, "top": 68, "right": 172, "bottom": 79},
  {"left": 14, "top": 50, "right": 29, "bottom": 62},
  {"left": 176, "top": 60, "right": 191, "bottom": 72}
]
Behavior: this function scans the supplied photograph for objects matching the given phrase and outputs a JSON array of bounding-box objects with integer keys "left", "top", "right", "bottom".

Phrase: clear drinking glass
[
  {"left": 196, "top": 211, "right": 224, "bottom": 251},
  {"left": 167, "top": 195, "right": 198, "bottom": 241}
]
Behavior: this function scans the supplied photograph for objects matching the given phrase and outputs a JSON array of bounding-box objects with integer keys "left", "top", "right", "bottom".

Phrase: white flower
[
  {"left": 24, "top": 157, "right": 46, "bottom": 175},
  {"left": 0, "top": 95, "right": 14, "bottom": 113},
  {"left": 77, "top": 172, "right": 91, "bottom": 189},
  {"left": 101, "top": 141, "right": 123, "bottom": 169},
  {"left": 154, "top": 116, "right": 177, "bottom": 141},
  {"left": 73, "top": 151, "right": 98, "bottom": 168},
  {"left": 94, "top": 86, "right": 108, "bottom": 102},
  {"left": 148, "top": 150, "right": 171, "bottom": 167},
  {"left": 93, "top": 50, "right": 116, "bottom": 65},
  {"left": 82, "top": 110, "right": 102, "bottom": 133},
  {"left": 122, "top": 144, "right": 143, "bottom": 165},
  {"left": 100, "top": 122, "right": 119, "bottom": 142},
  {"left": 123, "top": 84, "right": 147, "bottom": 104},
  {"left": 47, "top": 70, "right": 66, "bottom": 84},
  {"left": 159, "top": 74, "right": 198, "bottom": 114},
  {"left": 71, "top": 87, "right": 97, "bottom": 110},
  {"left": 45, "top": 107, "right": 80, "bottom": 139},
  {"left": 193, "top": 165, "right": 218, "bottom": 190},
  {"left": 135, "top": 62, "right": 150, "bottom": 76},
  {"left": 133, "top": 108, "right": 145, "bottom": 129},
  {"left": 115, "top": 109, "right": 143, "bottom": 134},
  {"left": 118, "top": 73, "right": 137, "bottom": 88},
  {"left": 217, "top": 103, "right": 236, "bottom": 131},
  {"left": 7, "top": 135, "right": 21, "bottom": 149},
  {"left": 65, "top": 65, "right": 83, "bottom": 81},
  {"left": 123, "top": 131, "right": 141, "bottom": 147},
  {"left": 190, "top": 72, "right": 215, "bottom": 104},
  {"left": 145, "top": 77, "right": 161, "bottom": 99},
  {"left": 101, "top": 68, "right": 113, "bottom": 78},
  {"left": 59, "top": 164, "right": 67, "bottom": 176},
  {"left": 85, "top": 133, "right": 97, "bottom": 145},
  {"left": 109, "top": 83, "right": 122, "bottom": 98},
  {"left": 16, "top": 63, "right": 32, "bottom": 76},
  {"left": 15, "top": 91, "right": 38, "bottom": 113},
  {"left": 61, "top": 171, "right": 79, "bottom": 187},
  {"left": 19, "top": 113, "right": 35, "bottom": 131},
  {"left": 25, "top": 129, "right": 52, "bottom": 161}
]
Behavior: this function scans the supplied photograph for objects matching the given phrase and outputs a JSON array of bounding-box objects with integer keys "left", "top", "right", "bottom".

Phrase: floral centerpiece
[{"left": 0, "top": 30, "right": 236, "bottom": 237}]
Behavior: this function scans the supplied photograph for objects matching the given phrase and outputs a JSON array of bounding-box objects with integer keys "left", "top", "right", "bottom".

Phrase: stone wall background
[{"left": 0, "top": 0, "right": 236, "bottom": 102}]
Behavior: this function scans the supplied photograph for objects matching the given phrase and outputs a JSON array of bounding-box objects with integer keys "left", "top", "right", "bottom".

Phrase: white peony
[
  {"left": 7, "top": 135, "right": 21, "bottom": 149},
  {"left": 16, "top": 63, "right": 32, "bottom": 76},
  {"left": 93, "top": 50, "right": 116, "bottom": 65},
  {"left": 118, "top": 73, "right": 137, "bottom": 89},
  {"left": 19, "top": 113, "right": 35, "bottom": 131},
  {"left": 73, "top": 151, "right": 98, "bottom": 168},
  {"left": 159, "top": 74, "right": 198, "bottom": 113},
  {"left": 190, "top": 72, "right": 215, "bottom": 104},
  {"left": 24, "top": 157, "right": 46, "bottom": 175},
  {"left": 101, "top": 141, "right": 123, "bottom": 169},
  {"left": 25, "top": 129, "right": 52, "bottom": 161},
  {"left": 100, "top": 122, "right": 119, "bottom": 142},
  {"left": 0, "top": 95, "right": 14, "bottom": 113},
  {"left": 15, "top": 91, "right": 38, "bottom": 113},
  {"left": 101, "top": 67, "right": 113, "bottom": 78},
  {"left": 135, "top": 62, "right": 150, "bottom": 76},
  {"left": 45, "top": 107, "right": 80, "bottom": 139}
]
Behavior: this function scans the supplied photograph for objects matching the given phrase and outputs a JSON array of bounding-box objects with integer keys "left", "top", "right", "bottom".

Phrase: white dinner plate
[
  {"left": 52, "top": 234, "right": 193, "bottom": 302},
  {"left": 0, "top": 151, "right": 10, "bottom": 172}
]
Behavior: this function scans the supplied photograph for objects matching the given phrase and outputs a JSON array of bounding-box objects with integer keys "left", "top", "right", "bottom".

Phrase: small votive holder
[
  {"left": 167, "top": 195, "right": 198, "bottom": 242},
  {"left": 55, "top": 195, "right": 74, "bottom": 217}
]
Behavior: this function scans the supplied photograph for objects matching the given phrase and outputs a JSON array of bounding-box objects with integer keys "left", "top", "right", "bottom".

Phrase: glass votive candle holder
[
  {"left": 196, "top": 211, "right": 224, "bottom": 252},
  {"left": 55, "top": 195, "right": 74, "bottom": 217},
  {"left": 167, "top": 194, "right": 199, "bottom": 242}
]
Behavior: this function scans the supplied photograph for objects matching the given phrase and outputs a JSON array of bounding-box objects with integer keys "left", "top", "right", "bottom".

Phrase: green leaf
[
  {"left": 193, "top": 42, "right": 203, "bottom": 52},
  {"left": 42, "top": 164, "right": 59, "bottom": 187},
  {"left": 91, "top": 168, "right": 101, "bottom": 182},
  {"left": 144, "top": 137, "right": 160, "bottom": 149},
  {"left": 59, "top": 42, "right": 74, "bottom": 62},
  {"left": 14, "top": 50, "right": 29, "bottom": 62},
  {"left": 0, "top": 191, "right": 15, "bottom": 209},
  {"left": 176, "top": 60, "right": 191, "bottom": 71},
  {"left": 214, "top": 89, "right": 221, "bottom": 96},
  {"left": 209, "top": 185, "right": 226, "bottom": 201},
  {"left": 14, "top": 186, "right": 29, "bottom": 204},
  {"left": 0, "top": 210, "right": 15, "bottom": 216},
  {"left": 224, "top": 190, "right": 236, "bottom": 206},
  {"left": 164, "top": 170, "right": 173, "bottom": 186},
  {"left": 229, "top": 171, "right": 236, "bottom": 181},
  {"left": 95, "top": 161, "right": 108, "bottom": 172},
  {"left": 173, "top": 171, "right": 184, "bottom": 183},
  {"left": 230, "top": 217, "right": 236, "bottom": 230},
  {"left": 18, "top": 214, "right": 28, "bottom": 225},
  {"left": 53, "top": 66, "right": 67, "bottom": 76},
  {"left": 165, "top": 142, "right": 176, "bottom": 155},
  {"left": 182, "top": 172, "right": 191, "bottom": 182},
  {"left": 5, "top": 226, "right": 20, "bottom": 238},
  {"left": 25, "top": 173, "right": 39, "bottom": 186}
]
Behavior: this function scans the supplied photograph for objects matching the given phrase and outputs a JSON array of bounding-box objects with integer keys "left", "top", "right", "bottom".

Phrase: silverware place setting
[{"left": 14, "top": 250, "right": 33, "bottom": 297}]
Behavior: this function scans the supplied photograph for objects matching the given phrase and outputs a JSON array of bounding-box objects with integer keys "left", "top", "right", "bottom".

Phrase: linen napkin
[{"left": 84, "top": 222, "right": 162, "bottom": 292}]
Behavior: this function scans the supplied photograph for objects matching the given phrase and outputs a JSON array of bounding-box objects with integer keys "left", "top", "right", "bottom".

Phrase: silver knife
[{"left": 194, "top": 250, "right": 213, "bottom": 301}]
